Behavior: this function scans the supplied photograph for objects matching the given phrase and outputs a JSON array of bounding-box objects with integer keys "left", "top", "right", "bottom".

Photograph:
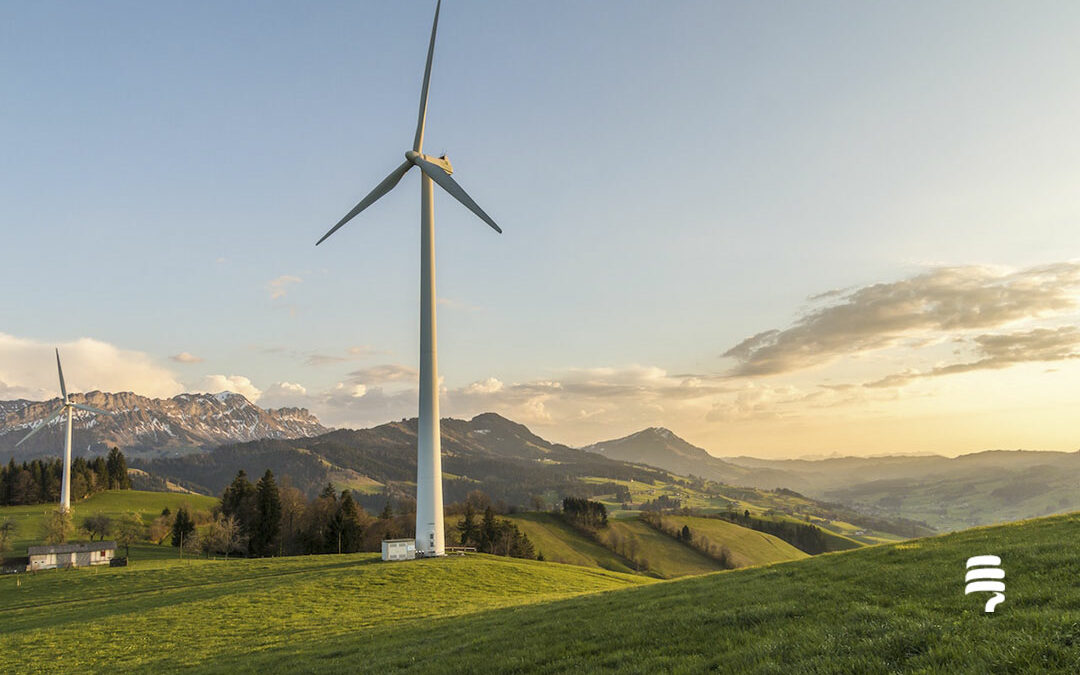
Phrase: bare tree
[
  {"left": 148, "top": 513, "right": 172, "bottom": 544},
  {"left": 0, "top": 518, "right": 16, "bottom": 552},
  {"left": 181, "top": 530, "right": 202, "bottom": 559},
  {"left": 44, "top": 509, "right": 73, "bottom": 544},
  {"left": 208, "top": 514, "right": 242, "bottom": 559},
  {"left": 114, "top": 512, "right": 144, "bottom": 558}
]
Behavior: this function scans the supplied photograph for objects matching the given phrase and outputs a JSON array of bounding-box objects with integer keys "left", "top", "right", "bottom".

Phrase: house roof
[{"left": 28, "top": 541, "right": 117, "bottom": 556}]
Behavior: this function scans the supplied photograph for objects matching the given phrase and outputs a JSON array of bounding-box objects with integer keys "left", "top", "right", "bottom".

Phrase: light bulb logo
[{"left": 965, "top": 555, "right": 1005, "bottom": 613}]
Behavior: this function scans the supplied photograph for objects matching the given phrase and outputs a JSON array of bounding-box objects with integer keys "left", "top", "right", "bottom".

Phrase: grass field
[
  {"left": 355, "top": 512, "right": 1080, "bottom": 673},
  {"left": 0, "top": 552, "right": 650, "bottom": 672},
  {"left": 505, "top": 512, "right": 637, "bottom": 574},
  {"left": 604, "top": 517, "right": 724, "bottom": 578},
  {"left": 0, "top": 490, "right": 219, "bottom": 556},
  {"left": 3, "top": 512, "right": 1077, "bottom": 672},
  {"left": 656, "top": 514, "right": 809, "bottom": 568}
]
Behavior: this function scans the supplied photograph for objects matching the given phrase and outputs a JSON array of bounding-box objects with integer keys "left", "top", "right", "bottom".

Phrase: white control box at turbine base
[{"left": 382, "top": 539, "right": 416, "bottom": 562}]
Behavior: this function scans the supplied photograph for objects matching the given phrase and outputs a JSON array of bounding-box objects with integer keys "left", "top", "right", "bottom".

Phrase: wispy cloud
[
  {"left": 724, "top": 262, "right": 1080, "bottom": 377},
  {"left": 267, "top": 275, "right": 302, "bottom": 300},
  {"left": 169, "top": 351, "right": 204, "bottom": 364},
  {"left": 347, "top": 364, "right": 418, "bottom": 385},
  {"left": 437, "top": 297, "right": 482, "bottom": 312},
  {"left": 866, "top": 326, "right": 1080, "bottom": 387}
]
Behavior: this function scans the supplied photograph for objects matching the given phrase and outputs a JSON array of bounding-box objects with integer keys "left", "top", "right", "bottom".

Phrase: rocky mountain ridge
[{"left": 0, "top": 391, "right": 329, "bottom": 459}]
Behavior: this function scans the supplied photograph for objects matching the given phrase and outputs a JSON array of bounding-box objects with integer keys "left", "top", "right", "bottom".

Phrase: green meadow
[
  {"left": 0, "top": 490, "right": 218, "bottom": 556},
  {"left": 657, "top": 514, "right": 808, "bottom": 568},
  {"left": 3, "top": 512, "right": 1078, "bottom": 673}
]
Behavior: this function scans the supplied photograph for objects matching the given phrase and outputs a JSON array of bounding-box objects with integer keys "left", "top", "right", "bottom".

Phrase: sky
[{"left": 3, "top": 1, "right": 1080, "bottom": 458}]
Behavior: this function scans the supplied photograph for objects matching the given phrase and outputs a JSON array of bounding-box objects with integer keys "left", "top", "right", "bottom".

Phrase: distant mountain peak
[{"left": 0, "top": 390, "right": 330, "bottom": 459}]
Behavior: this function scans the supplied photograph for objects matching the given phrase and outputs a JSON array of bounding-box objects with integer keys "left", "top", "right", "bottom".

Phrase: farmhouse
[{"left": 27, "top": 541, "right": 117, "bottom": 571}]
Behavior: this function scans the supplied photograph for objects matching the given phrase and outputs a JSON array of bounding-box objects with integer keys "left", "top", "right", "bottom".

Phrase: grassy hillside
[
  {"left": 657, "top": 514, "right": 808, "bottom": 567},
  {"left": 602, "top": 518, "right": 724, "bottom": 578},
  {"left": 0, "top": 552, "right": 650, "bottom": 672},
  {"left": 505, "top": 512, "right": 637, "bottom": 574},
  {"left": 359, "top": 513, "right": 1080, "bottom": 673},
  {"left": 0, "top": 490, "right": 218, "bottom": 556},
  {"left": 4, "top": 513, "right": 1076, "bottom": 672}
]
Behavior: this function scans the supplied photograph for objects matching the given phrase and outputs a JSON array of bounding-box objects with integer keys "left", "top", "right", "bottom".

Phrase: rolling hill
[
  {"left": 134, "top": 412, "right": 675, "bottom": 507},
  {"left": 128, "top": 415, "right": 921, "bottom": 541},
  {"left": 587, "top": 426, "right": 1080, "bottom": 532},
  {"left": 651, "top": 514, "right": 808, "bottom": 568},
  {"left": 3, "top": 511, "right": 1076, "bottom": 672},
  {"left": 0, "top": 490, "right": 219, "bottom": 557},
  {"left": 583, "top": 426, "right": 799, "bottom": 487}
]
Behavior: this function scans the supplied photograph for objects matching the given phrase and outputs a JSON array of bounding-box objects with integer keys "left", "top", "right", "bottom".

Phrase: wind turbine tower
[
  {"left": 315, "top": 0, "right": 502, "bottom": 557},
  {"left": 16, "top": 349, "right": 111, "bottom": 511}
]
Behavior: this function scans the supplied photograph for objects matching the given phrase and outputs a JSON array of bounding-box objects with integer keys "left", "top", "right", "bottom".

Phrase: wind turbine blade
[
  {"left": 413, "top": 0, "right": 442, "bottom": 152},
  {"left": 15, "top": 406, "right": 66, "bottom": 447},
  {"left": 415, "top": 157, "right": 502, "bottom": 233},
  {"left": 316, "top": 160, "right": 414, "bottom": 245},
  {"left": 72, "top": 403, "right": 111, "bottom": 416},
  {"left": 56, "top": 348, "right": 67, "bottom": 400}
]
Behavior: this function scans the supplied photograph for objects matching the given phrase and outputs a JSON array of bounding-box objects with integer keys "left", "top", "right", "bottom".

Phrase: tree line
[
  {"left": 714, "top": 510, "right": 832, "bottom": 555},
  {"left": 640, "top": 512, "right": 735, "bottom": 569},
  {"left": 160, "top": 470, "right": 537, "bottom": 561},
  {"left": 561, "top": 497, "right": 608, "bottom": 530},
  {"left": 0, "top": 448, "right": 131, "bottom": 506},
  {"left": 456, "top": 497, "right": 534, "bottom": 558}
]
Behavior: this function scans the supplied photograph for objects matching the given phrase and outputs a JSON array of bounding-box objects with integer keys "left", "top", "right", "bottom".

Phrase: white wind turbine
[
  {"left": 315, "top": 0, "right": 501, "bottom": 557},
  {"left": 16, "top": 349, "right": 111, "bottom": 512}
]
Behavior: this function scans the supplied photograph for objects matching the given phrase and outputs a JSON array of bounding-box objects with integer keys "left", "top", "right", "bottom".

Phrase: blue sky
[{"left": 3, "top": 2, "right": 1080, "bottom": 455}]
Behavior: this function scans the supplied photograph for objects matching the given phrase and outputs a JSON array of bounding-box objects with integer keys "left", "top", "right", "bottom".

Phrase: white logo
[{"left": 965, "top": 555, "right": 1005, "bottom": 613}]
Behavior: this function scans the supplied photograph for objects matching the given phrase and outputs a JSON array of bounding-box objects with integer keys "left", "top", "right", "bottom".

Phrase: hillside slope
[
  {"left": 325, "top": 512, "right": 1080, "bottom": 672},
  {"left": 0, "top": 490, "right": 219, "bottom": 556},
  {"left": 583, "top": 426, "right": 798, "bottom": 487},
  {"left": 4, "top": 513, "right": 1076, "bottom": 672},
  {"left": 655, "top": 514, "right": 808, "bottom": 568},
  {"left": 0, "top": 552, "right": 650, "bottom": 672},
  {"left": 591, "top": 425, "right": 1080, "bottom": 531},
  {"left": 505, "top": 512, "right": 638, "bottom": 574},
  {"left": 138, "top": 412, "right": 672, "bottom": 504}
]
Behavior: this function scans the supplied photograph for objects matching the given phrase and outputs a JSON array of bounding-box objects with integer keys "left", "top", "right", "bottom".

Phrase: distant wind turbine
[
  {"left": 16, "top": 349, "right": 111, "bottom": 512},
  {"left": 314, "top": 0, "right": 501, "bottom": 557}
]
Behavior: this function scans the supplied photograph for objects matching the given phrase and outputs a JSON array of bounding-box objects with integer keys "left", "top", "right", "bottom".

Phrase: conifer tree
[
  {"left": 250, "top": 470, "right": 282, "bottom": 556},
  {"left": 459, "top": 502, "right": 478, "bottom": 546},
  {"left": 171, "top": 507, "right": 195, "bottom": 548}
]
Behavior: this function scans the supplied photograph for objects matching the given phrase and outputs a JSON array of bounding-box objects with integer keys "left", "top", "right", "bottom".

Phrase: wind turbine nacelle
[{"left": 406, "top": 150, "right": 453, "bottom": 175}]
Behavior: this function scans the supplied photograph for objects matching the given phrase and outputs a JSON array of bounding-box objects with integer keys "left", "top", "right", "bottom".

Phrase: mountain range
[
  {"left": 0, "top": 391, "right": 328, "bottom": 459},
  {"left": 4, "top": 390, "right": 1077, "bottom": 531},
  {"left": 582, "top": 426, "right": 800, "bottom": 488},
  {"left": 586, "top": 427, "right": 1080, "bottom": 531},
  {"left": 133, "top": 412, "right": 672, "bottom": 509}
]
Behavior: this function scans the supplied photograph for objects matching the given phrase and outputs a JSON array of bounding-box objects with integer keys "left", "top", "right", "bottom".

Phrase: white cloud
[
  {"left": 0, "top": 333, "right": 185, "bottom": 400},
  {"left": 267, "top": 275, "right": 302, "bottom": 300},
  {"left": 170, "top": 351, "right": 204, "bottom": 364},
  {"left": 199, "top": 374, "right": 263, "bottom": 402},
  {"left": 464, "top": 377, "right": 504, "bottom": 394},
  {"left": 724, "top": 262, "right": 1080, "bottom": 376},
  {"left": 347, "top": 364, "right": 418, "bottom": 385},
  {"left": 259, "top": 381, "right": 309, "bottom": 409}
]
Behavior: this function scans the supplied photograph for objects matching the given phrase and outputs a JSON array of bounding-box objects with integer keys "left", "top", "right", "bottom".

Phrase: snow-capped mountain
[{"left": 0, "top": 391, "right": 329, "bottom": 459}]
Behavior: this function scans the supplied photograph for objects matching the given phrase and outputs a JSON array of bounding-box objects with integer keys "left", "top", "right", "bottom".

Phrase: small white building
[
  {"left": 381, "top": 538, "right": 416, "bottom": 561},
  {"left": 27, "top": 541, "right": 116, "bottom": 571}
]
